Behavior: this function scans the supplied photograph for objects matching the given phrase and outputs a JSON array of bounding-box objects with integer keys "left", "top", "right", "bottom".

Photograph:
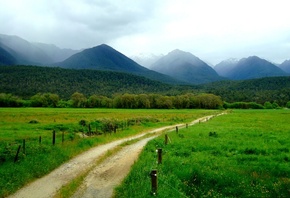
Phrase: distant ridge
[
  {"left": 151, "top": 49, "right": 224, "bottom": 84},
  {"left": 215, "top": 56, "right": 288, "bottom": 80}
]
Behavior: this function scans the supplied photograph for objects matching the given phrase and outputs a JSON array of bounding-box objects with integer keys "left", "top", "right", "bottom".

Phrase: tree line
[{"left": 0, "top": 92, "right": 223, "bottom": 109}]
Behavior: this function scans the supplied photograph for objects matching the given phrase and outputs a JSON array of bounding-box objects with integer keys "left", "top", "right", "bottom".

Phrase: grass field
[
  {"left": 0, "top": 108, "right": 218, "bottom": 197},
  {"left": 115, "top": 109, "right": 290, "bottom": 197}
]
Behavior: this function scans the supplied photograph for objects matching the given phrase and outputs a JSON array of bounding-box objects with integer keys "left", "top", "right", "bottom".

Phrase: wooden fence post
[
  {"left": 14, "top": 145, "right": 21, "bottom": 163},
  {"left": 186, "top": 123, "right": 188, "bottom": 128},
  {"left": 52, "top": 130, "right": 56, "bottom": 145},
  {"left": 23, "top": 139, "right": 26, "bottom": 154},
  {"left": 157, "top": 148, "right": 162, "bottom": 164},
  {"left": 165, "top": 134, "right": 168, "bottom": 145},
  {"left": 176, "top": 126, "right": 179, "bottom": 134},
  {"left": 39, "top": 136, "right": 42, "bottom": 144},
  {"left": 88, "top": 124, "right": 91, "bottom": 136},
  {"left": 151, "top": 169, "right": 158, "bottom": 195}
]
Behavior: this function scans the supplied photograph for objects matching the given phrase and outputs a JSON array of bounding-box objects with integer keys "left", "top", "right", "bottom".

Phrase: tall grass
[
  {"left": 114, "top": 110, "right": 290, "bottom": 197},
  {"left": 0, "top": 108, "right": 217, "bottom": 197}
]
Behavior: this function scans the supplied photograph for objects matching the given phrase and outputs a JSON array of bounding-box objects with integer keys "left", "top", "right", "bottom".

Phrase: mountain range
[
  {"left": 214, "top": 56, "right": 288, "bottom": 80},
  {"left": 0, "top": 33, "right": 289, "bottom": 85},
  {"left": 0, "top": 34, "right": 79, "bottom": 65}
]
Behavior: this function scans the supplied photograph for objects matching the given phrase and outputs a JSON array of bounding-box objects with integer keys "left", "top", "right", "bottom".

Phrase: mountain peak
[{"left": 151, "top": 49, "right": 222, "bottom": 84}]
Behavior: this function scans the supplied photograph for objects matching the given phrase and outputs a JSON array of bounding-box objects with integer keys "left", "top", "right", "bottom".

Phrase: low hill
[
  {"left": 54, "top": 44, "right": 182, "bottom": 85},
  {"left": 151, "top": 49, "right": 224, "bottom": 84},
  {"left": 0, "top": 65, "right": 182, "bottom": 99},
  {"left": 226, "top": 56, "right": 288, "bottom": 80}
]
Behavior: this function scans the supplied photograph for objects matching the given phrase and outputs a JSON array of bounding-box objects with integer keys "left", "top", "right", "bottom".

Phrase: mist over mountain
[
  {"left": 54, "top": 44, "right": 182, "bottom": 84},
  {"left": 33, "top": 42, "right": 80, "bottom": 63},
  {"left": 151, "top": 49, "right": 223, "bottom": 84},
  {"left": 214, "top": 58, "right": 239, "bottom": 77},
  {"left": 130, "top": 53, "right": 164, "bottom": 68},
  {"left": 0, "top": 34, "right": 79, "bottom": 65},
  {"left": 225, "top": 56, "right": 288, "bottom": 80},
  {"left": 279, "top": 60, "right": 290, "bottom": 73},
  {"left": 0, "top": 34, "right": 53, "bottom": 64}
]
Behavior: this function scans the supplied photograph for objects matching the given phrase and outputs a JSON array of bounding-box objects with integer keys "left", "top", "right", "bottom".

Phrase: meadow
[
  {"left": 0, "top": 108, "right": 217, "bottom": 197},
  {"left": 115, "top": 110, "right": 290, "bottom": 197}
]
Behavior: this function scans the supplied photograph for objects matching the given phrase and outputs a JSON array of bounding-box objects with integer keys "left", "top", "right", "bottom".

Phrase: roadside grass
[
  {"left": 114, "top": 109, "right": 290, "bottom": 197},
  {"left": 0, "top": 108, "right": 218, "bottom": 197}
]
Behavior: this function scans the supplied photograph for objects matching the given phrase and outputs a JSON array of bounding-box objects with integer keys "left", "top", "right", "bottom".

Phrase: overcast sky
[{"left": 1, "top": 0, "right": 290, "bottom": 64}]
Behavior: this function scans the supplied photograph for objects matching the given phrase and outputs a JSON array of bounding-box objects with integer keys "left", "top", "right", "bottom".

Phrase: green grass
[
  {"left": 0, "top": 108, "right": 218, "bottom": 197},
  {"left": 114, "top": 109, "right": 290, "bottom": 197}
]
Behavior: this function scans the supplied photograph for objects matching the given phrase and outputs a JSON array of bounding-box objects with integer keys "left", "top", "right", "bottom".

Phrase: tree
[
  {"left": 264, "top": 101, "right": 273, "bottom": 109},
  {"left": 71, "top": 92, "right": 87, "bottom": 108}
]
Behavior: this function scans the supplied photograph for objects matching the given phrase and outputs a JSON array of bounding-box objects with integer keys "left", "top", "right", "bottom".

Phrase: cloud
[{"left": 1, "top": 0, "right": 290, "bottom": 63}]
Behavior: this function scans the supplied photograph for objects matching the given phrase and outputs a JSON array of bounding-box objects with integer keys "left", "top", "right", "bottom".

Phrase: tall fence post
[
  {"left": 151, "top": 169, "right": 158, "bottom": 195},
  {"left": 14, "top": 145, "right": 21, "bottom": 163},
  {"left": 157, "top": 148, "right": 162, "bottom": 164},
  {"left": 186, "top": 123, "right": 188, "bottom": 128},
  {"left": 39, "top": 136, "right": 42, "bottom": 144},
  {"left": 62, "top": 131, "right": 64, "bottom": 143},
  {"left": 23, "top": 139, "right": 26, "bottom": 154},
  {"left": 165, "top": 134, "right": 168, "bottom": 145},
  {"left": 176, "top": 126, "right": 179, "bottom": 134},
  {"left": 52, "top": 130, "right": 56, "bottom": 145}
]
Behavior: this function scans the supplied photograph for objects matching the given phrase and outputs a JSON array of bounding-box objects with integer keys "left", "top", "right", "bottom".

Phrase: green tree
[
  {"left": 264, "top": 101, "right": 273, "bottom": 109},
  {"left": 71, "top": 92, "right": 87, "bottom": 108}
]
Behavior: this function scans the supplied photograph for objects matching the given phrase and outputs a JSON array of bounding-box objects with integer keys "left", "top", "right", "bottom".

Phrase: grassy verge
[
  {"left": 114, "top": 109, "right": 290, "bottom": 197},
  {"left": 0, "top": 108, "right": 218, "bottom": 197}
]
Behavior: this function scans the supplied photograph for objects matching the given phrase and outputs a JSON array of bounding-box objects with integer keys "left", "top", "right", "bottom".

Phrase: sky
[{"left": 1, "top": 0, "right": 290, "bottom": 65}]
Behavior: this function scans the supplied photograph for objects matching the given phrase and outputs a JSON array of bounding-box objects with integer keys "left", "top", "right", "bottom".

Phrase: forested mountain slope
[{"left": 0, "top": 65, "right": 184, "bottom": 99}]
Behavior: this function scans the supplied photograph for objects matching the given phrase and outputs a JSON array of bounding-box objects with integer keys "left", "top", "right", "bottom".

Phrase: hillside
[
  {"left": 151, "top": 49, "right": 224, "bottom": 84},
  {"left": 54, "top": 44, "right": 182, "bottom": 84},
  {"left": 199, "top": 76, "right": 290, "bottom": 105},
  {"left": 279, "top": 60, "right": 290, "bottom": 73},
  {"left": 0, "top": 65, "right": 182, "bottom": 99},
  {"left": 0, "top": 45, "right": 17, "bottom": 65},
  {"left": 225, "top": 56, "right": 288, "bottom": 80}
]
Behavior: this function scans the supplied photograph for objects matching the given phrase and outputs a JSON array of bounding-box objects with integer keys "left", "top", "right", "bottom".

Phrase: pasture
[
  {"left": 0, "top": 108, "right": 217, "bottom": 197},
  {"left": 115, "top": 109, "right": 290, "bottom": 197}
]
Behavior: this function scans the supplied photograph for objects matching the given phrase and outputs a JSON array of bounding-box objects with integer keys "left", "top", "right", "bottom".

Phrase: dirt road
[{"left": 8, "top": 114, "right": 223, "bottom": 198}]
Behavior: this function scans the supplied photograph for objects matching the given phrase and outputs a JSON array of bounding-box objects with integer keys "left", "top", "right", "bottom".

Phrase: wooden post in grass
[
  {"left": 62, "top": 131, "right": 64, "bottom": 143},
  {"left": 157, "top": 148, "right": 162, "bottom": 164},
  {"left": 22, "top": 139, "right": 26, "bottom": 154},
  {"left": 52, "top": 130, "right": 56, "bottom": 145},
  {"left": 165, "top": 134, "right": 168, "bottom": 145},
  {"left": 14, "top": 145, "right": 21, "bottom": 163},
  {"left": 176, "top": 126, "right": 179, "bottom": 134},
  {"left": 39, "top": 136, "right": 42, "bottom": 144},
  {"left": 151, "top": 169, "right": 158, "bottom": 195},
  {"left": 88, "top": 124, "right": 91, "bottom": 136},
  {"left": 186, "top": 123, "right": 188, "bottom": 128}
]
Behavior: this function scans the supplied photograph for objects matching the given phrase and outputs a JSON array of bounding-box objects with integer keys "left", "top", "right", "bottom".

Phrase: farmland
[
  {"left": 115, "top": 110, "right": 290, "bottom": 197},
  {"left": 0, "top": 108, "right": 217, "bottom": 197}
]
